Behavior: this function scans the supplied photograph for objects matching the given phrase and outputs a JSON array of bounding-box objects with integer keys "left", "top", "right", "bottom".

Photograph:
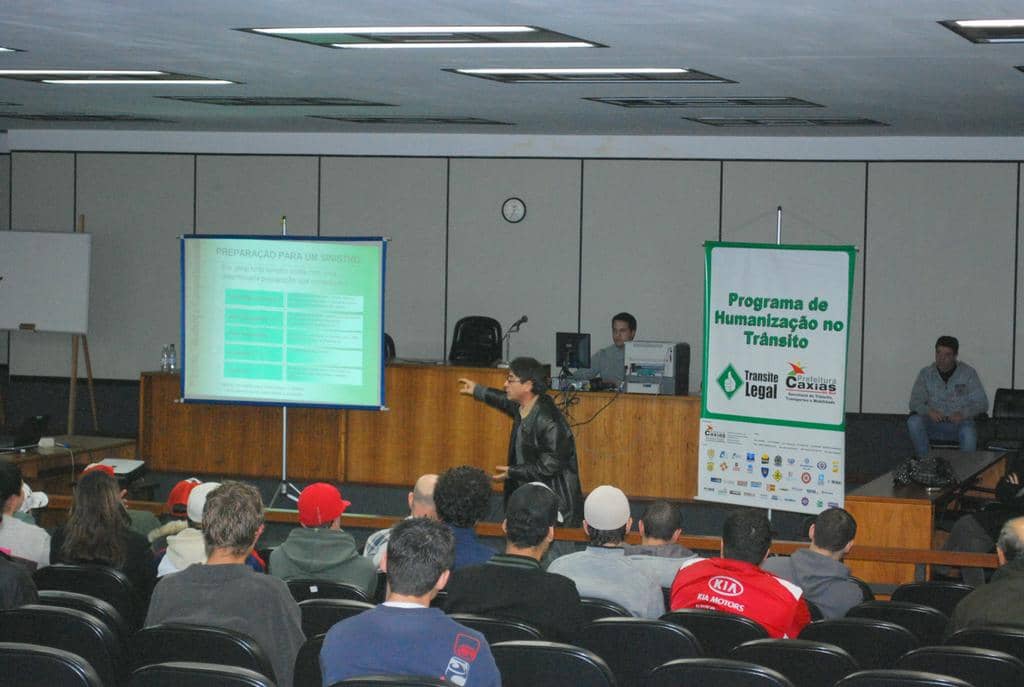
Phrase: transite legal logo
[{"left": 717, "top": 364, "right": 743, "bottom": 399}]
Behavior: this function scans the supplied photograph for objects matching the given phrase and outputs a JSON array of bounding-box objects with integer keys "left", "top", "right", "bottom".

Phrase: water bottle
[
  {"left": 160, "top": 345, "right": 170, "bottom": 372},
  {"left": 168, "top": 344, "right": 177, "bottom": 371}
]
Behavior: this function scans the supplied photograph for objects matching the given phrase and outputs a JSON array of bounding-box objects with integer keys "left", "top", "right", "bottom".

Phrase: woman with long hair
[{"left": 50, "top": 468, "right": 157, "bottom": 602}]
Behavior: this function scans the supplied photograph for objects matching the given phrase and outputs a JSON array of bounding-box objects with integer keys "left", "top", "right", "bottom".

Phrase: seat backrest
[
  {"left": 329, "top": 676, "right": 449, "bottom": 686},
  {"left": 294, "top": 633, "right": 326, "bottom": 687},
  {"left": 845, "top": 601, "right": 949, "bottom": 646},
  {"left": 834, "top": 669, "right": 975, "bottom": 687},
  {"left": 491, "top": 640, "right": 615, "bottom": 687},
  {"left": 299, "top": 598, "right": 375, "bottom": 638},
  {"left": 576, "top": 617, "right": 701, "bottom": 687},
  {"left": 448, "top": 316, "right": 502, "bottom": 365},
  {"left": 851, "top": 576, "right": 876, "bottom": 602},
  {"left": 383, "top": 333, "right": 396, "bottom": 362},
  {"left": 0, "top": 641, "right": 103, "bottom": 687},
  {"left": 37, "top": 589, "right": 131, "bottom": 651},
  {"left": 645, "top": 658, "right": 796, "bottom": 687},
  {"left": 288, "top": 579, "right": 371, "bottom": 603},
  {"left": 0, "top": 604, "right": 123, "bottom": 687},
  {"left": 660, "top": 608, "right": 769, "bottom": 658},
  {"left": 896, "top": 645, "right": 1024, "bottom": 687},
  {"left": 890, "top": 582, "right": 975, "bottom": 617},
  {"left": 131, "top": 661, "right": 275, "bottom": 687},
  {"left": 579, "top": 596, "right": 632, "bottom": 623},
  {"left": 34, "top": 562, "right": 142, "bottom": 630},
  {"left": 130, "top": 623, "right": 276, "bottom": 683},
  {"left": 946, "top": 624, "right": 1024, "bottom": 663},
  {"left": 732, "top": 638, "right": 860, "bottom": 687},
  {"left": 992, "top": 388, "right": 1024, "bottom": 419},
  {"left": 799, "top": 618, "right": 919, "bottom": 669},
  {"left": 447, "top": 614, "right": 542, "bottom": 644}
]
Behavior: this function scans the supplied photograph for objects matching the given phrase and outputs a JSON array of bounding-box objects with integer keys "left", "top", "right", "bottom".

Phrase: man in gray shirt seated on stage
[
  {"left": 624, "top": 500, "right": 700, "bottom": 587},
  {"left": 576, "top": 312, "right": 636, "bottom": 389},
  {"left": 547, "top": 484, "right": 664, "bottom": 618}
]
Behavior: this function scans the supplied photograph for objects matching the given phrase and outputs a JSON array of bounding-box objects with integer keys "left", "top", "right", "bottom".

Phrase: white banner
[{"left": 698, "top": 243, "right": 855, "bottom": 515}]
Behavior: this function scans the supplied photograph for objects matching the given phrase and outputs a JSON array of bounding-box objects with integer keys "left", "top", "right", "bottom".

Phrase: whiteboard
[{"left": 0, "top": 231, "right": 91, "bottom": 334}]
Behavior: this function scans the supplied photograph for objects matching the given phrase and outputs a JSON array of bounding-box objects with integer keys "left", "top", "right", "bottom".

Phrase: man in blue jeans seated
[
  {"left": 320, "top": 517, "right": 500, "bottom": 687},
  {"left": 907, "top": 335, "right": 988, "bottom": 457}
]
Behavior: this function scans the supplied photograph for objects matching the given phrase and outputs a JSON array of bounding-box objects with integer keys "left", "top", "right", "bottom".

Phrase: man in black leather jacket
[{"left": 458, "top": 357, "right": 584, "bottom": 527}]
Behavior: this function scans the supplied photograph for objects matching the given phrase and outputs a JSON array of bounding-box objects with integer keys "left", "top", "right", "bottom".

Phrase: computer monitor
[{"left": 555, "top": 332, "right": 591, "bottom": 371}]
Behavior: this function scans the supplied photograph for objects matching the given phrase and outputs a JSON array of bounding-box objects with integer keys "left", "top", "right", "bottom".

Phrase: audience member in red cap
[
  {"left": 146, "top": 477, "right": 202, "bottom": 552},
  {"left": 269, "top": 482, "right": 377, "bottom": 597},
  {"left": 50, "top": 468, "right": 157, "bottom": 606}
]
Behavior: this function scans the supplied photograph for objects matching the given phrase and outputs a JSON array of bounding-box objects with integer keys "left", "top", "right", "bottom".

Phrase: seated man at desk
[
  {"left": 907, "top": 335, "right": 988, "bottom": 457},
  {"left": 576, "top": 312, "right": 637, "bottom": 389}
]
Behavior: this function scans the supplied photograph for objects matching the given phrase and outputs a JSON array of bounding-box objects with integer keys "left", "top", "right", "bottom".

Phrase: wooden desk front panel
[
  {"left": 138, "top": 372, "right": 345, "bottom": 481},
  {"left": 345, "top": 365, "right": 511, "bottom": 485}
]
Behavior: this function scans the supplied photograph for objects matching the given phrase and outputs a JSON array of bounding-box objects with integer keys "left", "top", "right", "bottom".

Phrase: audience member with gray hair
[
  {"left": 146, "top": 481, "right": 304, "bottom": 687},
  {"left": 363, "top": 473, "right": 438, "bottom": 570},
  {"left": 948, "top": 515, "right": 1024, "bottom": 635}
]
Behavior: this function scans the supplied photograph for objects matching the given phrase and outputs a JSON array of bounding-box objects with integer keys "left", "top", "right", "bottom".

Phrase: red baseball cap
[
  {"left": 297, "top": 483, "right": 351, "bottom": 527},
  {"left": 166, "top": 478, "right": 202, "bottom": 516},
  {"left": 82, "top": 463, "right": 116, "bottom": 478}
]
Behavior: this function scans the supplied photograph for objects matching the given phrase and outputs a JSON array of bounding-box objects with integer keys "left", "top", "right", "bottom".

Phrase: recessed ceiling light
[
  {"left": 685, "top": 116, "right": 886, "bottom": 127},
  {"left": 940, "top": 19, "right": 1024, "bottom": 43},
  {"left": 586, "top": 96, "right": 823, "bottom": 108},
  {"left": 0, "top": 70, "right": 235, "bottom": 85},
  {"left": 159, "top": 96, "right": 394, "bottom": 107},
  {"left": 0, "top": 112, "right": 170, "bottom": 122},
  {"left": 448, "top": 67, "right": 733, "bottom": 83},
  {"left": 310, "top": 114, "right": 513, "bottom": 125},
  {"left": 0, "top": 47, "right": 18, "bottom": 53},
  {"left": 239, "top": 25, "right": 602, "bottom": 49}
]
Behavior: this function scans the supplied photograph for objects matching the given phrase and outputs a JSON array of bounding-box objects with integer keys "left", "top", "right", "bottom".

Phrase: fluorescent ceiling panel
[
  {"left": 158, "top": 96, "right": 394, "bottom": 107},
  {"left": 311, "top": 114, "right": 512, "bottom": 125},
  {"left": 241, "top": 25, "right": 602, "bottom": 49},
  {"left": 686, "top": 116, "right": 886, "bottom": 127},
  {"left": 0, "top": 70, "right": 235, "bottom": 84},
  {"left": 448, "top": 67, "right": 732, "bottom": 83},
  {"left": 939, "top": 19, "right": 1024, "bottom": 43},
  {"left": 586, "top": 96, "right": 822, "bottom": 108}
]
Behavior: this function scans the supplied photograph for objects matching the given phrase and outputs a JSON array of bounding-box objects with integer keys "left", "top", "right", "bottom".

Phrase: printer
[{"left": 624, "top": 341, "right": 690, "bottom": 395}]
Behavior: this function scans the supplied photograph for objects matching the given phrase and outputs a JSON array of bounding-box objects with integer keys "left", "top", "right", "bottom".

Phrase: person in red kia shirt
[{"left": 670, "top": 509, "right": 811, "bottom": 638}]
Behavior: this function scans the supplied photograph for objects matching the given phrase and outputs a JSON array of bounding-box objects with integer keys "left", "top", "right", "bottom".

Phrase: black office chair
[
  {"left": 0, "top": 641, "right": 103, "bottom": 687},
  {"left": 299, "top": 598, "right": 375, "bottom": 638},
  {"left": 491, "top": 640, "right": 615, "bottom": 687},
  {"left": 645, "top": 658, "right": 796, "bottom": 687},
  {"left": 799, "top": 617, "right": 919, "bottom": 669},
  {"left": 131, "top": 661, "right": 275, "bottom": 687},
  {"left": 130, "top": 623, "right": 276, "bottom": 683},
  {"left": 579, "top": 596, "right": 632, "bottom": 623},
  {"left": 36, "top": 589, "right": 131, "bottom": 651},
  {"left": 845, "top": 601, "right": 949, "bottom": 646},
  {"left": 731, "top": 638, "right": 860, "bottom": 687},
  {"left": 834, "top": 669, "right": 973, "bottom": 687},
  {"left": 576, "top": 617, "right": 701, "bottom": 687},
  {"left": 288, "top": 579, "right": 372, "bottom": 603},
  {"left": 660, "top": 608, "right": 769, "bottom": 658},
  {"left": 34, "top": 563, "right": 143, "bottom": 631},
  {"left": 945, "top": 624, "right": 1024, "bottom": 663},
  {"left": 448, "top": 316, "right": 502, "bottom": 366},
  {"left": 985, "top": 388, "right": 1024, "bottom": 454},
  {"left": 383, "top": 333, "right": 396, "bottom": 363},
  {"left": 890, "top": 581, "right": 974, "bottom": 617},
  {"left": 0, "top": 604, "right": 124, "bottom": 687},
  {"left": 447, "top": 614, "right": 542, "bottom": 644},
  {"left": 896, "top": 645, "right": 1024, "bottom": 687}
]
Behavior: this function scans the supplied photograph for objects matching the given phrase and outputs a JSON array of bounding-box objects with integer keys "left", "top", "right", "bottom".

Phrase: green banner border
[{"left": 701, "top": 241, "right": 857, "bottom": 432}]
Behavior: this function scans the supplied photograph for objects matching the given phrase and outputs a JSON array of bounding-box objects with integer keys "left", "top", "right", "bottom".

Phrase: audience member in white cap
[
  {"left": 547, "top": 484, "right": 664, "bottom": 618},
  {"left": 157, "top": 481, "right": 221, "bottom": 577}
]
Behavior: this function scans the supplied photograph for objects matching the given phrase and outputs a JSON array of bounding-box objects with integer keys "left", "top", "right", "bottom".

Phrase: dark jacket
[
  {"left": 475, "top": 386, "right": 583, "bottom": 526},
  {"left": 50, "top": 523, "right": 158, "bottom": 607},
  {"left": 0, "top": 551, "right": 37, "bottom": 610},
  {"left": 947, "top": 557, "right": 1024, "bottom": 636}
]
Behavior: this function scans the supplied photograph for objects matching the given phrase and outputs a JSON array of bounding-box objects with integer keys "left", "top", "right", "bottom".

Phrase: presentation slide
[{"left": 181, "top": 235, "right": 386, "bottom": 409}]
